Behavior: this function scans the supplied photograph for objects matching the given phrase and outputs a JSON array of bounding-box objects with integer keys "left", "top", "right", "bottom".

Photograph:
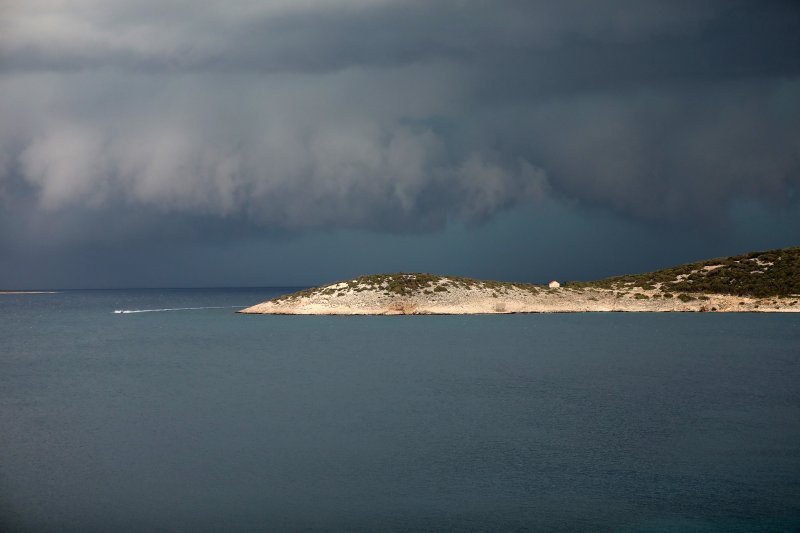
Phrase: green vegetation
[
  {"left": 268, "top": 247, "right": 799, "bottom": 304},
  {"left": 269, "top": 273, "right": 544, "bottom": 302},
  {"left": 565, "top": 247, "right": 800, "bottom": 298}
]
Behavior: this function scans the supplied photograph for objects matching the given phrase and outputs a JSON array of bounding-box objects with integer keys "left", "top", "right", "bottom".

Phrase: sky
[{"left": 1, "top": 0, "right": 799, "bottom": 289}]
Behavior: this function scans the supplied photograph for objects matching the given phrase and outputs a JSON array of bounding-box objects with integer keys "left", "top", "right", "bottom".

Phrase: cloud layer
[{"left": 1, "top": 0, "right": 799, "bottom": 243}]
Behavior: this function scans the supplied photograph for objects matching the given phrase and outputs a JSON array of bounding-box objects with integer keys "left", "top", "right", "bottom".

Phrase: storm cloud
[{"left": 1, "top": 0, "right": 799, "bottom": 245}]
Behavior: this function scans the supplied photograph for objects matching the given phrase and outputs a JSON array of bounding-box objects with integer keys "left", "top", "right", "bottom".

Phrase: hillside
[
  {"left": 568, "top": 247, "right": 800, "bottom": 297},
  {"left": 239, "top": 247, "right": 800, "bottom": 315}
]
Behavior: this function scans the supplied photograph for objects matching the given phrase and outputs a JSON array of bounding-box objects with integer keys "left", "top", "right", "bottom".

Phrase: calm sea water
[{"left": 1, "top": 289, "right": 799, "bottom": 532}]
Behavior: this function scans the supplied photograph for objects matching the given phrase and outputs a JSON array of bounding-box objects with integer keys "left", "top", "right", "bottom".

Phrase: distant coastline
[
  {"left": 0, "top": 290, "right": 58, "bottom": 295},
  {"left": 240, "top": 247, "right": 800, "bottom": 315}
]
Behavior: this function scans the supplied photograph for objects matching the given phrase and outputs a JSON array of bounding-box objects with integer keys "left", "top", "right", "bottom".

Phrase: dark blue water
[{"left": 1, "top": 289, "right": 799, "bottom": 532}]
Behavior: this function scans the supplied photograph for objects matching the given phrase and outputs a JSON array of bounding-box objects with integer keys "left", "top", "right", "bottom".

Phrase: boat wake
[{"left": 113, "top": 306, "right": 244, "bottom": 314}]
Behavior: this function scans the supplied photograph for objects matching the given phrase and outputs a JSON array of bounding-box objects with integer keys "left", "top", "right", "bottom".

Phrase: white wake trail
[{"left": 113, "top": 306, "right": 244, "bottom": 314}]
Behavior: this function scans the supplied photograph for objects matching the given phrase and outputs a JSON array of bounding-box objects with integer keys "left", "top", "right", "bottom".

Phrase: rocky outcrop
[{"left": 239, "top": 272, "right": 799, "bottom": 315}]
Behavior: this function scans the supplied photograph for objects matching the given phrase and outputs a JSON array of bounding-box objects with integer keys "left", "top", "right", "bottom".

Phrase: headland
[{"left": 240, "top": 247, "right": 800, "bottom": 315}]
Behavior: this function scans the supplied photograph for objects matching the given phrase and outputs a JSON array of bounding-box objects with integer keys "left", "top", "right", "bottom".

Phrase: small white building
[{"left": 548, "top": 280, "right": 561, "bottom": 288}]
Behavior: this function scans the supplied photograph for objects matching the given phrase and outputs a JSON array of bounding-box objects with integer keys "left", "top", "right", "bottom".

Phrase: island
[{"left": 239, "top": 247, "right": 800, "bottom": 315}]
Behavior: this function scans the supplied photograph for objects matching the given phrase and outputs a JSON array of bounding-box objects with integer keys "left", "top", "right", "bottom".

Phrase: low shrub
[{"left": 569, "top": 247, "right": 799, "bottom": 298}]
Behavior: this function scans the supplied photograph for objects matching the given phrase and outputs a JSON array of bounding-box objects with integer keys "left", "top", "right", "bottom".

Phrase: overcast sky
[{"left": 1, "top": 0, "right": 798, "bottom": 288}]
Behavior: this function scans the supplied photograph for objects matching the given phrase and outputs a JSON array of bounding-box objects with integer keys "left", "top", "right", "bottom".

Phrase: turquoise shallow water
[{"left": 1, "top": 289, "right": 799, "bottom": 532}]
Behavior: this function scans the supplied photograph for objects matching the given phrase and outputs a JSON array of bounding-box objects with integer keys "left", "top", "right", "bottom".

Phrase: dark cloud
[
  {"left": 0, "top": 0, "right": 799, "bottom": 253},
  {"left": 0, "top": 1, "right": 729, "bottom": 73}
]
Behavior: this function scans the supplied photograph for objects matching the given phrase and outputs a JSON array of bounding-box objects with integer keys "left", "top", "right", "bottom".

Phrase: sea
[{"left": 1, "top": 288, "right": 799, "bottom": 532}]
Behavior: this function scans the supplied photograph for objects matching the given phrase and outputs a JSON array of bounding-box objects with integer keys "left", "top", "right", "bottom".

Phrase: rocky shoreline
[{"left": 239, "top": 275, "right": 799, "bottom": 315}]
